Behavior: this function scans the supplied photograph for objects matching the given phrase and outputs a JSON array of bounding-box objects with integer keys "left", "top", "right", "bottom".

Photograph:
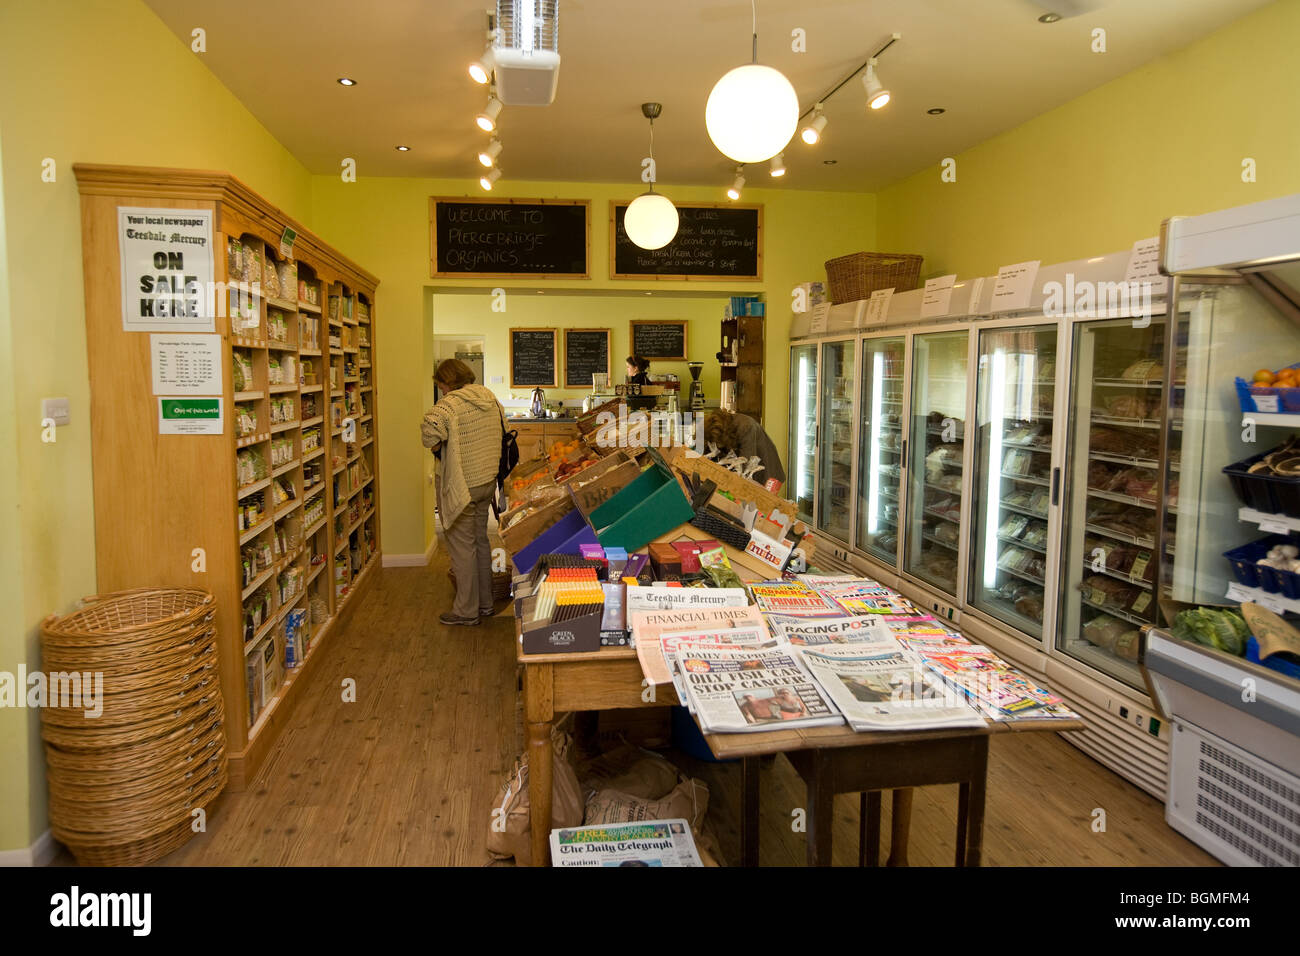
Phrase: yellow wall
[
  {"left": 0, "top": 0, "right": 314, "bottom": 852},
  {"left": 310, "top": 177, "right": 876, "bottom": 559},
  {"left": 877, "top": 0, "right": 1300, "bottom": 278}
]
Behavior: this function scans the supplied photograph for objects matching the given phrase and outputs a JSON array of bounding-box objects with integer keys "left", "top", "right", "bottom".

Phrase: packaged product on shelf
[
  {"left": 267, "top": 310, "right": 287, "bottom": 343},
  {"left": 262, "top": 257, "right": 281, "bottom": 299},
  {"left": 232, "top": 351, "right": 254, "bottom": 392},
  {"left": 282, "top": 354, "right": 296, "bottom": 384},
  {"left": 227, "top": 237, "right": 244, "bottom": 280},
  {"left": 278, "top": 260, "right": 296, "bottom": 298},
  {"left": 236, "top": 403, "right": 257, "bottom": 437},
  {"left": 243, "top": 243, "right": 260, "bottom": 291},
  {"left": 268, "top": 356, "right": 282, "bottom": 386},
  {"left": 304, "top": 493, "right": 325, "bottom": 528}
]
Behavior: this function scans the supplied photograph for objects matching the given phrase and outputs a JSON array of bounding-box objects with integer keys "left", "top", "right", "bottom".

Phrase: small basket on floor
[{"left": 448, "top": 569, "right": 513, "bottom": 604}]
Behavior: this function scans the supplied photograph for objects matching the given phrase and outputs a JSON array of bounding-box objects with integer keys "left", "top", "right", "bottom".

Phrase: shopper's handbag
[{"left": 492, "top": 407, "right": 520, "bottom": 519}]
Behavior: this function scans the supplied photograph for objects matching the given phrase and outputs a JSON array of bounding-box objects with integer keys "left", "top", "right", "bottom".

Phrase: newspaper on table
[
  {"left": 746, "top": 580, "right": 840, "bottom": 616},
  {"left": 916, "top": 643, "right": 1077, "bottom": 721},
  {"left": 550, "top": 819, "right": 703, "bottom": 867},
  {"left": 766, "top": 613, "right": 893, "bottom": 646},
  {"left": 676, "top": 643, "right": 843, "bottom": 733},
  {"left": 631, "top": 605, "right": 768, "bottom": 686},
  {"left": 664, "top": 633, "right": 778, "bottom": 713},
  {"left": 795, "top": 641, "right": 986, "bottom": 732},
  {"left": 624, "top": 585, "right": 749, "bottom": 614}
]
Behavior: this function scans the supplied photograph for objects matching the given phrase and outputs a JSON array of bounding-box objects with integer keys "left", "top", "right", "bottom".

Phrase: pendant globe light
[
  {"left": 624, "top": 103, "right": 679, "bottom": 251},
  {"left": 705, "top": 1, "right": 798, "bottom": 163}
]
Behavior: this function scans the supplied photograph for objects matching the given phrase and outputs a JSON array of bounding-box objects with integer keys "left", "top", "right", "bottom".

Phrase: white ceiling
[{"left": 145, "top": 0, "right": 1269, "bottom": 192}]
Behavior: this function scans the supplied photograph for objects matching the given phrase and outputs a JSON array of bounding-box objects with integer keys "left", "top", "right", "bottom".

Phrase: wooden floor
[{"left": 75, "top": 554, "right": 1215, "bottom": 867}]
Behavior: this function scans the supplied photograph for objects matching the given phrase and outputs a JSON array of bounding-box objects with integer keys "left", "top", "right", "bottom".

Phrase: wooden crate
[
  {"left": 661, "top": 446, "right": 795, "bottom": 522},
  {"left": 498, "top": 493, "right": 575, "bottom": 556}
]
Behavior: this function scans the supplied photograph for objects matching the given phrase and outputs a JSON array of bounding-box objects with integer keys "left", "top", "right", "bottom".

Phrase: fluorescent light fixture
[
  {"left": 476, "top": 96, "right": 503, "bottom": 132},
  {"left": 770, "top": 153, "right": 786, "bottom": 177},
  {"left": 801, "top": 105, "right": 827, "bottom": 145},
  {"left": 479, "top": 168, "right": 502, "bottom": 191},
  {"left": 864, "top": 59, "right": 890, "bottom": 110},
  {"left": 478, "top": 139, "right": 503, "bottom": 168},
  {"left": 726, "top": 169, "right": 745, "bottom": 201}
]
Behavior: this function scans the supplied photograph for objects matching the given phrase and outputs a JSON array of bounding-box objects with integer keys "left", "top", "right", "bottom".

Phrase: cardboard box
[
  {"left": 588, "top": 460, "right": 695, "bottom": 553},
  {"left": 499, "top": 493, "right": 575, "bottom": 556},
  {"left": 511, "top": 509, "right": 599, "bottom": 575},
  {"left": 519, "top": 598, "right": 604, "bottom": 655}
]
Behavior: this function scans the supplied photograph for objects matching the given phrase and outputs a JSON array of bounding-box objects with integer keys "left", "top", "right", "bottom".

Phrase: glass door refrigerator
[
  {"left": 817, "top": 339, "right": 858, "bottom": 544},
  {"left": 902, "top": 328, "right": 970, "bottom": 600},
  {"left": 967, "top": 322, "right": 1060, "bottom": 642},
  {"left": 787, "top": 343, "right": 819, "bottom": 525},
  {"left": 855, "top": 334, "right": 906, "bottom": 566}
]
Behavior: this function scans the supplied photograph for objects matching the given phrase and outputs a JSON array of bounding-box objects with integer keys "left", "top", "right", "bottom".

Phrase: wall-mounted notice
[
  {"left": 510, "top": 328, "right": 559, "bottom": 387},
  {"left": 564, "top": 328, "right": 611, "bottom": 388},
  {"left": 630, "top": 321, "right": 687, "bottom": 360},
  {"left": 150, "top": 334, "right": 223, "bottom": 395},
  {"left": 809, "top": 302, "right": 830, "bottom": 334},
  {"left": 430, "top": 198, "right": 590, "bottom": 278},
  {"left": 118, "top": 207, "right": 215, "bottom": 333},
  {"left": 862, "top": 288, "right": 893, "bottom": 326},
  {"left": 920, "top": 274, "right": 957, "bottom": 319},
  {"left": 158, "top": 397, "right": 223, "bottom": 435},
  {"left": 1125, "top": 237, "right": 1169, "bottom": 293},
  {"left": 991, "top": 260, "right": 1040, "bottom": 312},
  {"left": 611, "top": 202, "right": 762, "bottom": 280}
]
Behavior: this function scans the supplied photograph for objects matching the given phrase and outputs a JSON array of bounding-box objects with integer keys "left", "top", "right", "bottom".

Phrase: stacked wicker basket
[{"left": 40, "top": 588, "right": 228, "bottom": 865}]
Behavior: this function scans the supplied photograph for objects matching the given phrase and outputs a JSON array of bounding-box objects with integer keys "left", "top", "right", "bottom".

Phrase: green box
[{"left": 588, "top": 461, "right": 694, "bottom": 553}]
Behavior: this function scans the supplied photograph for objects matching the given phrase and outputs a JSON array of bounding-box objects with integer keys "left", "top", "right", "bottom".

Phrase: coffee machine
[{"left": 687, "top": 362, "right": 705, "bottom": 410}]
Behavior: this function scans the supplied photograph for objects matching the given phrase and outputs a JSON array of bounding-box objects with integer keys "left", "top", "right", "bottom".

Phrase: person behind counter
[
  {"left": 625, "top": 354, "right": 654, "bottom": 411},
  {"left": 703, "top": 409, "right": 786, "bottom": 489},
  {"left": 421, "top": 358, "right": 505, "bottom": 626}
]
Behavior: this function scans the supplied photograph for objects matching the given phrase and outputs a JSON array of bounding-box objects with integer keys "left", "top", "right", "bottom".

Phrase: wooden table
[{"left": 518, "top": 641, "right": 1083, "bottom": 867}]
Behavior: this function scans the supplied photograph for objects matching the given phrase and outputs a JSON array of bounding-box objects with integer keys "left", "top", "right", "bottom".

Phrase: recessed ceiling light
[
  {"left": 536, "top": 290, "right": 544, "bottom": 295},
  {"left": 337, "top": 77, "right": 357, "bottom": 86},
  {"left": 1038, "top": 12, "right": 1062, "bottom": 23},
  {"left": 644, "top": 292, "right": 652, "bottom": 296},
  {"left": 927, "top": 107, "right": 946, "bottom": 115},
  {"left": 395, "top": 145, "right": 410, "bottom": 151},
  {"left": 823, "top": 159, "right": 838, "bottom": 166}
]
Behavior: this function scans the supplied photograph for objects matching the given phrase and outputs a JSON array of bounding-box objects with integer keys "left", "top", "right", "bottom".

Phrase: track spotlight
[
  {"left": 479, "top": 168, "right": 501, "bottom": 191},
  {"left": 476, "top": 96, "right": 503, "bottom": 132},
  {"left": 801, "top": 104, "right": 827, "bottom": 145},
  {"left": 478, "top": 139, "right": 503, "bottom": 168},
  {"left": 468, "top": 48, "right": 496, "bottom": 85},
  {"left": 726, "top": 168, "right": 745, "bottom": 201},
  {"left": 770, "top": 153, "right": 786, "bottom": 177},
  {"left": 864, "top": 59, "right": 890, "bottom": 110}
]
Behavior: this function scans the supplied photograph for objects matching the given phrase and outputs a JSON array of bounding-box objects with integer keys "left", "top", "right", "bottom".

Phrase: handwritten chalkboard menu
[
  {"left": 563, "top": 328, "right": 610, "bottom": 388},
  {"left": 431, "top": 198, "right": 589, "bottom": 278},
  {"left": 610, "top": 202, "right": 762, "bottom": 280},
  {"left": 630, "top": 321, "right": 687, "bottom": 361},
  {"left": 509, "top": 328, "right": 558, "bottom": 387}
]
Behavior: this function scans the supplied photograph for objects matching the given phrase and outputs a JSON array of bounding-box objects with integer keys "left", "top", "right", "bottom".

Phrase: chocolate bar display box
[{"left": 517, "top": 593, "right": 604, "bottom": 655}]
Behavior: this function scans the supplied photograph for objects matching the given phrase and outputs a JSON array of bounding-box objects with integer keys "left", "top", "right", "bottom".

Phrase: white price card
[
  {"left": 118, "top": 207, "right": 215, "bottom": 332},
  {"left": 158, "top": 397, "right": 223, "bottom": 435},
  {"left": 1259, "top": 593, "right": 1287, "bottom": 615},
  {"left": 920, "top": 274, "right": 957, "bottom": 319},
  {"left": 150, "top": 334, "right": 223, "bottom": 395},
  {"left": 809, "top": 301, "right": 830, "bottom": 334},
  {"left": 862, "top": 288, "right": 893, "bottom": 326},
  {"left": 1124, "top": 237, "right": 1169, "bottom": 295},
  {"left": 991, "top": 260, "right": 1040, "bottom": 313},
  {"left": 1258, "top": 517, "right": 1293, "bottom": 535},
  {"left": 1225, "top": 582, "right": 1250, "bottom": 603}
]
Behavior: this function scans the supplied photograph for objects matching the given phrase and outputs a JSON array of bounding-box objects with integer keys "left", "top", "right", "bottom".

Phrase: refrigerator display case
[
  {"left": 969, "top": 323, "right": 1059, "bottom": 641},
  {"left": 856, "top": 335, "right": 906, "bottom": 564},
  {"left": 788, "top": 343, "right": 818, "bottom": 524},
  {"left": 1057, "top": 317, "right": 1169, "bottom": 689},
  {"left": 903, "top": 329, "right": 969, "bottom": 598},
  {"left": 817, "top": 340, "right": 858, "bottom": 543}
]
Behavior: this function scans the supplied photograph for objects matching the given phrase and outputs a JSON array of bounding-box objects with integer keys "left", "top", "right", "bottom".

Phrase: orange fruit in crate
[{"left": 1254, "top": 369, "right": 1277, "bottom": 384}]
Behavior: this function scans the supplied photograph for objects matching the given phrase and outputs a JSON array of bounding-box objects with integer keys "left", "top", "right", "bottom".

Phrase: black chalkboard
[
  {"left": 431, "top": 198, "right": 589, "bottom": 277},
  {"left": 564, "top": 328, "right": 610, "bottom": 388},
  {"left": 510, "top": 328, "right": 558, "bottom": 387},
  {"left": 611, "top": 202, "right": 762, "bottom": 280},
  {"left": 630, "top": 321, "right": 687, "bottom": 361}
]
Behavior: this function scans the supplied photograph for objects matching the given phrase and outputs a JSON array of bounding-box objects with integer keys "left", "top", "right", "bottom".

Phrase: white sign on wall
[
  {"left": 920, "top": 274, "right": 957, "bottom": 319},
  {"left": 150, "top": 334, "right": 223, "bottom": 395},
  {"left": 118, "top": 206, "right": 215, "bottom": 333}
]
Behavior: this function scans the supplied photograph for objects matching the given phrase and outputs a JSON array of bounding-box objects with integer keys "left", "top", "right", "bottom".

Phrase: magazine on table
[
  {"left": 916, "top": 644, "right": 1077, "bottom": 720},
  {"left": 631, "top": 605, "right": 767, "bottom": 686},
  {"left": 746, "top": 580, "right": 841, "bottom": 616},
  {"left": 795, "top": 642, "right": 986, "bottom": 732},
  {"left": 675, "top": 643, "right": 843, "bottom": 733},
  {"left": 765, "top": 613, "right": 893, "bottom": 646},
  {"left": 550, "top": 819, "right": 703, "bottom": 867},
  {"left": 884, "top": 615, "right": 966, "bottom": 646}
]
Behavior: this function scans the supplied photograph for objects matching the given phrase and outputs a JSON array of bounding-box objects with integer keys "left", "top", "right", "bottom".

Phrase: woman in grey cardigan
[{"left": 421, "top": 359, "right": 505, "bottom": 625}]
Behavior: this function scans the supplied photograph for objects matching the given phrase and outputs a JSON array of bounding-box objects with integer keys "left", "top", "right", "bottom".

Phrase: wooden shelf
[
  {"left": 269, "top": 382, "right": 297, "bottom": 393},
  {"left": 239, "top": 516, "right": 272, "bottom": 545},
  {"left": 303, "top": 447, "right": 324, "bottom": 463},
  {"left": 270, "top": 419, "right": 300, "bottom": 433},
  {"left": 298, "top": 300, "right": 322, "bottom": 314},
  {"left": 234, "top": 390, "right": 264, "bottom": 402},
  {"left": 236, "top": 432, "right": 269, "bottom": 449},
  {"left": 237, "top": 477, "right": 271, "bottom": 500},
  {"left": 271, "top": 458, "right": 298, "bottom": 478}
]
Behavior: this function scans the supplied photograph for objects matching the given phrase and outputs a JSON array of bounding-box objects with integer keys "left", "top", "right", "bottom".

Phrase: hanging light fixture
[
  {"left": 478, "top": 138, "right": 503, "bottom": 168},
  {"left": 769, "top": 153, "right": 786, "bottom": 177},
  {"left": 476, "top": 93, "right": 503, "bottom": 132},
  {"left": 479, "top": 168, "right": 502, "bottom": 191},
  {"left": 863, "top": 58, "right": 890, "bottom": 110},
  {"left": 705, "top": 1, "right": 798, "bottom": 163},
  {"left": 727, "top": 167, "right": 745, "bottom": 201},
  {"left": 624, "top": 103, "right": 679, "bottom": 251},
  {"left": 801, "top": 104, "right": 827, "bottom": 145}
]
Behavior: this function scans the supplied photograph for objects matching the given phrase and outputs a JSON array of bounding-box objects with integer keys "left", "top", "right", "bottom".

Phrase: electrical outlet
[
  {"left": 41, "top": 397, "right": 70, "bottom": 426},
  {"left": 1110, "top": 698, "right": 1165, "bottom": 738},
  {"left": 491, "top": 375, "right": 504, "bottom": 385}
]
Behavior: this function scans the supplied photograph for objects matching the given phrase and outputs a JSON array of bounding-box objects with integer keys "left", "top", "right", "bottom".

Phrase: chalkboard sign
[
  {"left": 630, "top": 321, "right": 687, "bottom": 361},
  {"left": 430, "top": 198, "right": 590, "bottom": 278},
  {"left": 509, "top": 328, "right": 558, "bottom": 387},
  {"left": 610, "top": 202, "right": 762, "bottom": 280},
  {"left": 563, "top": 328, "right": 611, "bottom": 388}
]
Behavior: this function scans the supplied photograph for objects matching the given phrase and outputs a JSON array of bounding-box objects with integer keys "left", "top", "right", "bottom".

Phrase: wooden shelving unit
[
  {"left": 720, "top": 296, "right": 765, "bottom": 422},
  {"left": 74, "top": 164, "right": 381, "bottom": 790}
]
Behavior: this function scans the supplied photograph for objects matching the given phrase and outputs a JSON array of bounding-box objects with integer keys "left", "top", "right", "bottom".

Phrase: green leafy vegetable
[{"left": 1171, "top": 607, "right": 1249, "bottom": 657}]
